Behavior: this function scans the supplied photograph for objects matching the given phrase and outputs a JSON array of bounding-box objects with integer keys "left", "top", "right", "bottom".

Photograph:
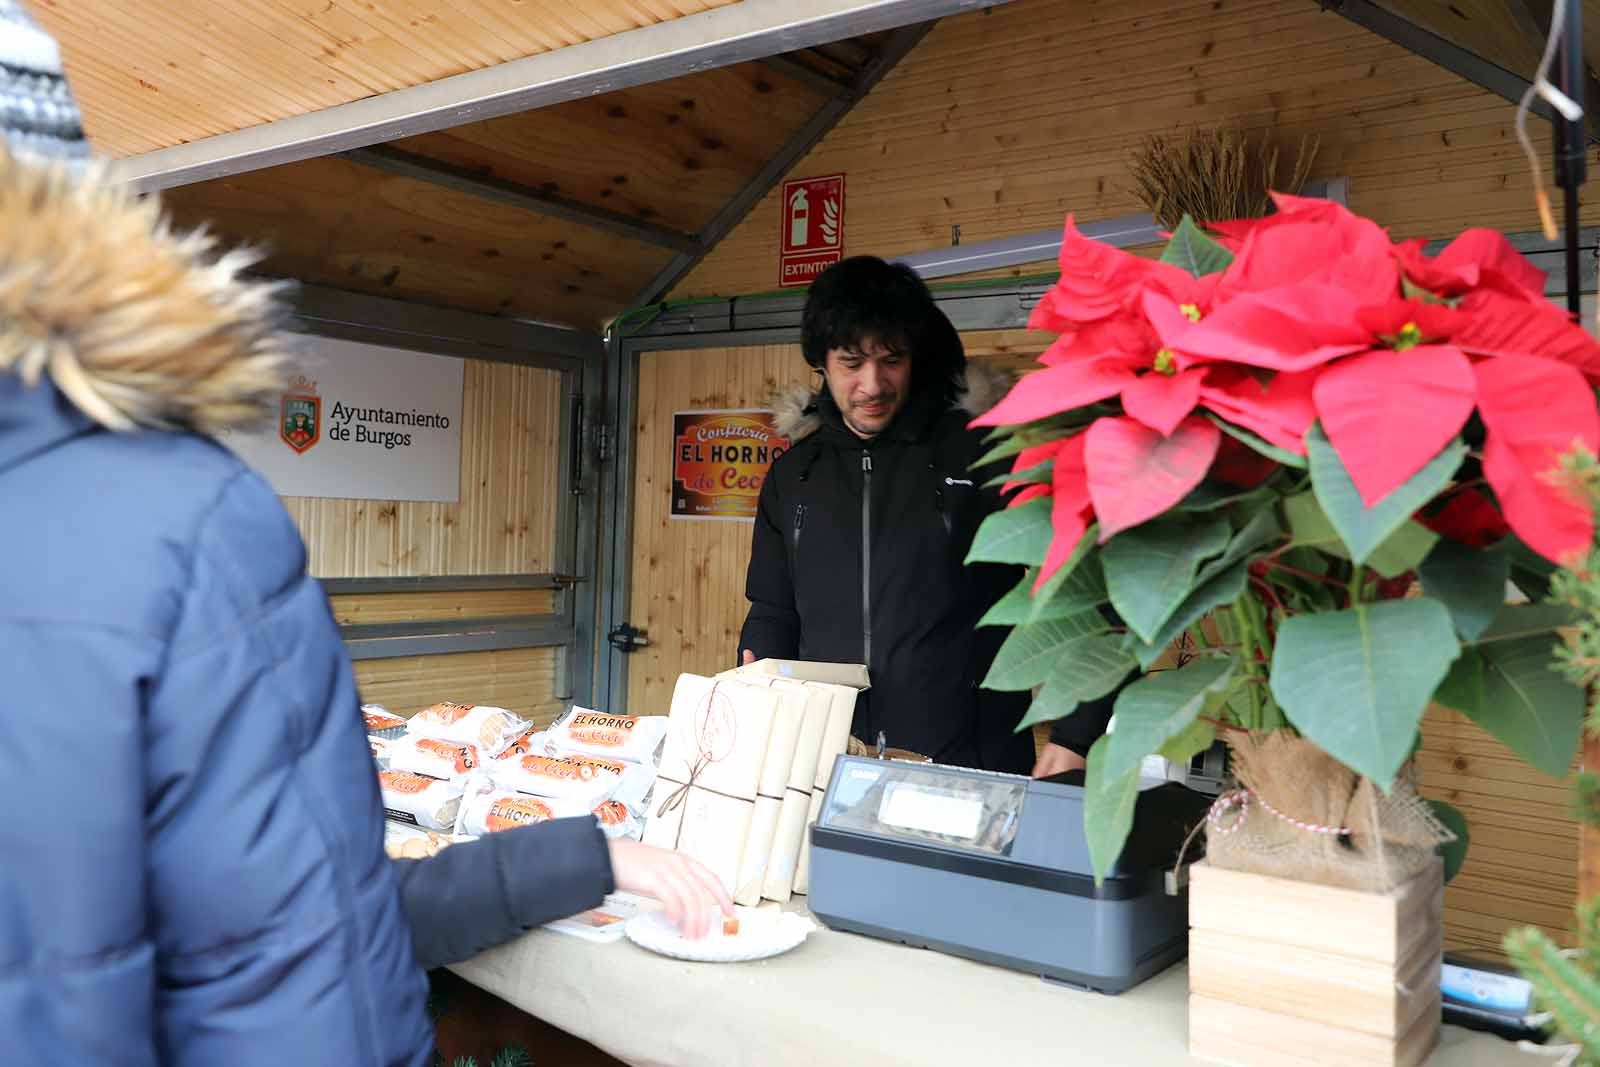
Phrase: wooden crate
[{"left": 1188, "top": 860, "right": 1444, "bottom": 1067}]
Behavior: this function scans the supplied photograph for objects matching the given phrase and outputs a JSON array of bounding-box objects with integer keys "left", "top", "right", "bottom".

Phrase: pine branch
[
  {"left": 1505, "top": 926, "right": 1600, "bottom": 1060},
  {"left": 490, "top": 1047, "right": 533, "bottom": 1067}
]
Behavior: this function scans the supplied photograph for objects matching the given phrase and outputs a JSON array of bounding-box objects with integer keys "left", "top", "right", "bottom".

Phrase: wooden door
[{"left": 623, "top": 343, "right": 812, "bottom": 716}]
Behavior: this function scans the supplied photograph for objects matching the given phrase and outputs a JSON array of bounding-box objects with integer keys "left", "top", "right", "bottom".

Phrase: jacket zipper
[
  {"left": 793, "top": 503, "right": 807, "bottom": 550},
  {"left": 861, "top": 451, "right": 873, "bottom": 667},
  {"left": 935, "top": 485, "right": 951, "bottom": 535}
]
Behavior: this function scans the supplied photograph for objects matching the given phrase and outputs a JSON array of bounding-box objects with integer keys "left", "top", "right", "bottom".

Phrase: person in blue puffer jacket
[
  {"left": 0, "top": 9, "right": 733, "bottom": 1064},
  {"left": 0, "top": 6, "right": 435, "bottom": 1064}
]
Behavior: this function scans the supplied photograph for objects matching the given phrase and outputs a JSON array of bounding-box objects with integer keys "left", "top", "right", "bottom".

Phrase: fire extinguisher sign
[{"left": 778, "top": 173, "right": 845, "bottom": 288}]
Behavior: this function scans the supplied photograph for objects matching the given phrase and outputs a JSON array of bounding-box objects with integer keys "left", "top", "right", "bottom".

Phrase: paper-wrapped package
[
  {"left": 641, "top": 675, "right": 778, "bottom": 893},
  {"left": 726, "top": 679, "right": 808, "bottom": 906},
  {"left": 719, "top": 672, "right": 833, "bottom": 902},
  {"left": 726, "top": 660, "right": 867, "bottom": 895}
]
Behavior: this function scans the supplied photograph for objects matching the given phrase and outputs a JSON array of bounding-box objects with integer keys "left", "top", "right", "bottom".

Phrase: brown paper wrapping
[{"left": 640, "top": 674, "right": 777, "bottom": 893}]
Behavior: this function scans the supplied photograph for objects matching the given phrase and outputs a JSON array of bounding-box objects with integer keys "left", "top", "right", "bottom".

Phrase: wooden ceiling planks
[
  {"left": 160, "top": 153, "right": 673, "bottom": 326},
  {"left": 33, "top": 0, "right": 741, "bottom": 158},
  {"left": 391, "top": 61, "right": 829, "bottom": 233}
]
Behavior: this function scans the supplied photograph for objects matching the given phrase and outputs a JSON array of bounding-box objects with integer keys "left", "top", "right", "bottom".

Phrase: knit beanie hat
[{"left": 0, "top": 0, "right": 88, "bottom": 163}]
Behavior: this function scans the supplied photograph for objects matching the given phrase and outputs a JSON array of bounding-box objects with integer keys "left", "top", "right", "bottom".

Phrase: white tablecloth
[{"left": 451, "top": 911, "right": 1541, "bottom": 1066}]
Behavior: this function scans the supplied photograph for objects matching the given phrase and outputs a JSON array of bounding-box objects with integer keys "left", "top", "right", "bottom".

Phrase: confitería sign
[
  {"left": 221, "top": 336, "right": 464, "bottom": 502},
  {"left": 671, "top": 410, "right": 790, "bottom": 521}
]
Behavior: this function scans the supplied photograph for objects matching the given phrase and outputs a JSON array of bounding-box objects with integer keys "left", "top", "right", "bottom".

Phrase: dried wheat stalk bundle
[{"left": 1129, "top": 125, "right": 1320, "bottom": 230}]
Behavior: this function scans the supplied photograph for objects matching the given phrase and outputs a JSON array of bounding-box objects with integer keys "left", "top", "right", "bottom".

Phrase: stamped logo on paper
[{"left": 695, "top": 689, "right": 737, "bottom": 763}]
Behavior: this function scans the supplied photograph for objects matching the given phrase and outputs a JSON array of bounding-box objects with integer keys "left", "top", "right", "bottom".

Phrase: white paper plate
[{"left": 624, "top": 906, "right": 815, "bottom": 963}]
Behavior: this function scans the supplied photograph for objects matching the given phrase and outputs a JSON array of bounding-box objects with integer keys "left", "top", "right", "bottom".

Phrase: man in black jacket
[{"left": 739, "top": 257, "right": 1113, "bottom": 776}]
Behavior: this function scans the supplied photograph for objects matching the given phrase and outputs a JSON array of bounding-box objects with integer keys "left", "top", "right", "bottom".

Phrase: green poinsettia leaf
[
  {"left": 979, "top": 570, "right": 1041, "bottom": 628},
  {"left": 1028, "top": 526, "right": 1102, "bottom": 624},
  {"left": 1103, "top": 658, "right": 1235, "bottom": 780},
  {"left": 1158, "top": 718, "right": 1218, "bottom": 765},
  {"left": 1474, "top": 602, "right": 1582, "bottom": 644},
  {"left": 1283, "top": 490, "right": 1438, "bottom": 579},
  {"left": 983, "top": 458, "right": 1054, "bottom": 490},
  {"left": 1425, "top": 798, "right": 1471, "bottom": 883},
  {"left": 1434, "top": 647, "right": 1484, "bottom": 716},
  {"left": 1198, "top": 509, "right": 1284, "bottom": 586},
  {"left": 1014, "top": 634, "right": 1137, "bottom": 731},
  {"left": 1434, "top": 635, "right": 1583, "bottom": 778},
  {"left": 1495, "top": 533, "right": 1557, "bottom": 602},
  {"left": 1419, "top": 540, "right": 1510, "bottom": 641},
  {"left": 1103, "top": 514, "right": 1232, "bottom": 644},
  {"left": 1270, "top": 598, "right": 1460, "bottom": 787},
  {"left": 983, "top": 610, "right": 1109, "bottom": 692},
  {"left": 1127, "top": 559, "right": 1251, "bottom": 670},
  {"left": 967, "top": 495, "right": 1052, "bottom": 566},
  {"left": 1160, "top": 215, "right": 1236, "bottom": 278},
  {"left": 1084, "top": 735, "right": 1142, "bottom": 884},
  {"left": 1306, "top": 425, "right": 1458, "bottom": 571},
  {"left": 1207, "top": 415, "right": 1308, "bottom": 469},
  {"left": 1177, "top": 478, "right": 1278, "bottom": 513}
]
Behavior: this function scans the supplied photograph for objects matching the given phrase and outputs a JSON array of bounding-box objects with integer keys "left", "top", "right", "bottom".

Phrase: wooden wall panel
[
  {"left": 329, "top": 588, "right": 558, "bottom": 626},
  {"left": 623, "top": 344, "right": 813, "bottom": 717},
  {"left": 283, "top": 359, "right": 563, "bottom": 578},
  {"left": 676, "top": 0, "right": 1596, "bottom": 300},
  {"left": 1417, "top": 706, "right": 1580, "bottom": 959},
  {"left": 160, "top": 156, "right": 670, "bottom": 327},
  {"left": 355, "top": 646, "right": 564, "bottom": 728},
  {"left": 37, "top": 0, "right": 740, "bottom": 157}
]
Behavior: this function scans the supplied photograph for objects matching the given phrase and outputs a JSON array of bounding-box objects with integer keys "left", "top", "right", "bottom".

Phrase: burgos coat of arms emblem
[{"left": 279, "top": 376, "right": 321, "bottom": 454}]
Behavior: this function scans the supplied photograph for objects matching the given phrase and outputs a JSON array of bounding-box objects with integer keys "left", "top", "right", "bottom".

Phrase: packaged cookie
[
  {"left": 363, "top": 705, "right": 408, "bottom": 740},
  {"left": 386, "top": 735, "right": 482, "bottom": 781},
  {"left": 455, "top": 786, "right": 588, "bottom": 836},
  {"left": 378, "top": 770, "right": 464, "bottom": 832},
  {"left": 492, "top": 727, "right": 548, "bottom": 762},
  {"left": 489, "top": 753, "right": 624, "bottom": 807},
  {"left": 546, "top": 707, "right": 668, "bottom": 765},
  {"left": 407, "top": 701, "right": 531, "bottom": 757},
  {"left": 383, "top": 820, "right": 461, "bottom": 859},
  {"left": 369, "top": 736, "right": 391, "bottom": 770}
]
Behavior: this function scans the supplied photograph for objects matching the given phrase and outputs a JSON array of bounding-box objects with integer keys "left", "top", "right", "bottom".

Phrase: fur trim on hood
[
  {"left": 772, "top": 362, "right": 1014, "bottom": 442},
  {"left": 0, "top": 151, "right": 288, "bottom": 434}
]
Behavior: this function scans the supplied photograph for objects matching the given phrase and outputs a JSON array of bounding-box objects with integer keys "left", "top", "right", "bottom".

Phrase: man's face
[{"left": 824, "top": 337, "right": 911, "bottom": 439}]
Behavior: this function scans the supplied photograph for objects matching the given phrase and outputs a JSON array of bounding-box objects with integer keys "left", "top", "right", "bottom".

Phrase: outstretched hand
[{"left": 606, "top": 839, "right": 734, "bottom": 939}]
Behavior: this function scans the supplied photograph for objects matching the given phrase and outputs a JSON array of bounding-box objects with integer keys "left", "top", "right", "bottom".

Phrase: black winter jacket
[
  {"left": 393, "top": 817, "right": 613, "bottom": 969},
  {"left": 739, "top": 367, "right": 1113, "bottom": 773}
]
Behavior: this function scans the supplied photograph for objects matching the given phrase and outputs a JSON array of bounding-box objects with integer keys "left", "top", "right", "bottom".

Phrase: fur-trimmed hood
[
  {"left": 0, "top": 151, "right": 288, "bottom": 437},
  {"left": 772, "top": 362, "right": 1013, "bottom": 442}
]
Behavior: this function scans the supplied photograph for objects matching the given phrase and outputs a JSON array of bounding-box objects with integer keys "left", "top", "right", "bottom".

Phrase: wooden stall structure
[{"left": 41, "top": 0, "right": 1600, "bottom": 980}]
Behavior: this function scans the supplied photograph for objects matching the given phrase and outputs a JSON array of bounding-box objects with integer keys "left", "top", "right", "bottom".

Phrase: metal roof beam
[
  {"left": 758, "top": 53, "right": 858, "bottom": 97},
  {"left": 626, "top": 20, "right": 933, "bottom": 311},
  {"left": 1507, "top": 0, "right": 1600, "bottom": 144},
  {"left": 339, "top": 145, "right": 700, "bottom": 252},
  {"left": 111, "top": 0, "right": 1009, "bottom": 193},
  {"left": 1320, "top": 0, "right": 1596, "bottom": 143}
]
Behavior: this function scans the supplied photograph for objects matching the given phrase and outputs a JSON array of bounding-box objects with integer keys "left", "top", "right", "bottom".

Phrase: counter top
[{"left": 452, "top": 909, "right": 1543, "bottom": 1066}]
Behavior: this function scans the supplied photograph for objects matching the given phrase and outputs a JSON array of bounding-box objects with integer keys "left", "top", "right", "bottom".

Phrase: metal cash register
[{"left": 806, "top": 753, "right": 1217, "bottom": 994}]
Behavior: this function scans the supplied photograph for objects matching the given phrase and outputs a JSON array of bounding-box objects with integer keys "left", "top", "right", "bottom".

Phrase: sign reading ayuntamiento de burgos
[
  {"left": 671, "top": 410, "right": 790, "bottom": 521},
  {"left": 220, "top": 336, "right": 465, "bottom": 502}
]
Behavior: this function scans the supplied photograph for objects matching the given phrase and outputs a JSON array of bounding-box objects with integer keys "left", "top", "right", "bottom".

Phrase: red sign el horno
[{"left": 779, "top": 173, "right": 845, "bottom": 288}]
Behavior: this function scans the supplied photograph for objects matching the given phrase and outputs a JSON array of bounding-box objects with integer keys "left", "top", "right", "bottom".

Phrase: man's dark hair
[{"left": 801, "top": 256, "right": 966, "bottom": 406}]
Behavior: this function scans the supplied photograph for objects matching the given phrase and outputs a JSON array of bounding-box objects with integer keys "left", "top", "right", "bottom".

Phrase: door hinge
[{"left": 595, "top": 422, "right": 614, "bottom": 464}]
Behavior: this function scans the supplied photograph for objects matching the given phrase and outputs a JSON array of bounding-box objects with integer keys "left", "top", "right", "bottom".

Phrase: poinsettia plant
[{"left": 970, "top": 193, "right": 1598, "bottom": 881}]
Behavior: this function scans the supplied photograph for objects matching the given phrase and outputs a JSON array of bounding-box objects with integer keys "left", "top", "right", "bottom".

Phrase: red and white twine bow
[{"left": 1207, "top": 788, "right": 1350, "bottom": 838}]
